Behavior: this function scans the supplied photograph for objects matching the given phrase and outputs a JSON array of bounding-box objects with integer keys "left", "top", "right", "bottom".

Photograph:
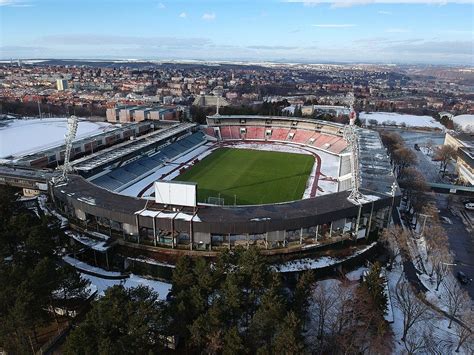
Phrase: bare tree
[
  {"left": 422, "top": 318, "right": 454, "bottom": 355},
  {"left": 326, "top": 279, "right": 354, "bottom": 336},
  {"left": 425, "top": 139, "right": 435, "bottom": 155},
  {"left": 398, "top": 167, "right": 428, "bottom": 213},
  {"left": 403, "top": 325, "right": 427, "bottom": 355},
  {"left": 453, "top": 309, "right": 473, "bottom": 353},
  {"left": 441, "top": 278, "right": 471, "bottom": 328},
  {"left": 309, "top": 282, "right": 337, "bottom": 350},
  {"left": 335, "top": 284, "right": 392, "bottom": 355},
  {"left": 434, "top": 145, "right": 457, "bottom": 176},
  {"left": 380, "top": 131, "right": 404, "bottom": 154},
  {"left": 393, "top": 147, "right": 418, "bottom": 178},
  {"left": 380, "top": 225, "right": 410, "bottom": 269},
  {"left": 432, "top": 248, "right": 453, "bottom": 291},
  {"left": 394, "top": 281, "right": 429, "bottom": 342}
]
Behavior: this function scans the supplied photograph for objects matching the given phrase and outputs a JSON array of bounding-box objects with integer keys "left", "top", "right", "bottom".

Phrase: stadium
[{"left": 0, "top": 112, "right": 400, "bottom": 261}]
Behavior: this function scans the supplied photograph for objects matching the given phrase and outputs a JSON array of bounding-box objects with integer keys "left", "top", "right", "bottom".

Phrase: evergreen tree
[
  {"left": 362, "top": 262, "right": 388, "bottom": 315},
  {"left": 248, "top": 275, "right": 286, "bottom": 349},
  {"left": 273, "top": 311, "right": 305, "bottom": 355},
  {"left": 64, "top": 285, "right": 167, "bottom": 354},
  {"left": 0, "top": 187, "right": 89, "bottom": 353},
  {"left": 223, "top": 326, "right": 246, "bottom": 355}
]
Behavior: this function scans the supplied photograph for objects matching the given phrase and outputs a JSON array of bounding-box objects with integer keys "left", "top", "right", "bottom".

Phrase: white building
[{"left": 56, "top": 79, "right": 68, "bottom": 91}]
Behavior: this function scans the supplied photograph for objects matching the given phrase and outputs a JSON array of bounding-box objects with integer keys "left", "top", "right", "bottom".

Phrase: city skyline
[{"left": 1, "top": 0, "right": 473, "bottom": 65}]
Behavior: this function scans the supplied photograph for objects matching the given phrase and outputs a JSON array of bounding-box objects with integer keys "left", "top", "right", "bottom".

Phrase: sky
[{"left": 0, "top": 0, "right": 473, "bottom": 65}]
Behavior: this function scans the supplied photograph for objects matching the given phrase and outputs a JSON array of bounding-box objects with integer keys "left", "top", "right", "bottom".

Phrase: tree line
[
  {"left": 63, "top": 253, "right": 397, "bottom": 354},
  {"left": 0, "top": 186, "right": 90, "bottom": 353}
]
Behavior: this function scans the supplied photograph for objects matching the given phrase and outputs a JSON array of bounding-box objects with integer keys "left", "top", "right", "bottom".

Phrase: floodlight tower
[
  {"left": 343, "top": 92, "right": 363, "bottom": 204},
  {"left": 61, "top": 115, "right": 78, "bottom": 181}
]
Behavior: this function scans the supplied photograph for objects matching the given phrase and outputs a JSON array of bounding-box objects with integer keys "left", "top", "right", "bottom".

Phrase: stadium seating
[
  {"left": 91, "top": 132, "right": 206, "bottom": 191},
  {"left": 291, "top": 129, "right": 315, "bottom": 144},
  {"left": 220, "top": 126, "right": 233, "bottom": 140},
  {"left": 313, "top": 134, "right": 334, "bottom": 149},
  {"left": 204, "top": 127, "right": 217, "bottom": 138},
  {"left": 215, "top": 125, "right": 348, "bottom": 154},
  {"left": 230, "top": 126, "right": 241, "bottom": 139},
  {"left": 245, "top": 126, "right": 265, "bottom": 140},
  {"left": 91, "top": 174, "right": 123, "bottom": 191},
  {"left": 270, "top": 128, "right": 290, "bottom": 141},
  {"left": 328, "top": 140, "right": 348, "bottom": 154}
]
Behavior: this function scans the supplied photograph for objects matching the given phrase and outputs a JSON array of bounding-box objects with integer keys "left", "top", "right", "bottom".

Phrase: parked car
[
  {"left": 441, "top": 216, "right": 452, "bottom": 225},
  {"left": 457, "top": 271, "right": 471, "bottom": 285},
  {"left": 465, "top": 202, "right": 474, "bottom": 211}
]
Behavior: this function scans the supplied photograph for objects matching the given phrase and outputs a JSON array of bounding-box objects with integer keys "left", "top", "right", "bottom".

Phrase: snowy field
[
  {"left": 63, "top": 255, "right": 171, "bottom": 300},
  {"left": 0, "top": 117, "right": 115, "bottom": 158},
  {"left": 360, "top": 112, "right": 444, "bottom": 129}
]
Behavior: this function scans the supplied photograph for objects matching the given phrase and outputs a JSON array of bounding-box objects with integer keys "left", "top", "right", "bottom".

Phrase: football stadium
[{"left": 0, "top": 113, "right": 400, "bottom": 260}]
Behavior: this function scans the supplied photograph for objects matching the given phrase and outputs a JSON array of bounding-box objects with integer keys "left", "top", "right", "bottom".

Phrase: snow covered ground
[
  {"left": 65, "top": 230, "right": 110, "bottom": 252},
  {"left": 274, "top": 242, "right": 376, "bottom": 273},
  {"left": 63, "top": 255, "right": 171, "bottom": 300},
  {"left": 63, "top": 255, "right": 122, "bottom": 277},
  {"left": 360, "top": 112, "right": 444, "bottom": 130},
  {"left": 80, "top": 273, "right": 171, "bottom": 301},
  {"left": 0, "top": 117, "right": 115, "bottom": 158},
  {"left": 386, "top": 265, "right": 470, "bottom": 354}
]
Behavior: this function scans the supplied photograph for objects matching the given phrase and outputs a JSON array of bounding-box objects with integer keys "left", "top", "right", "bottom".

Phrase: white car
[
  {"left": 441, "top": 216, "right": 452, "bottom": 225},
  {"left": 465, "top": 203, "right": 474, "bottom": 211}
]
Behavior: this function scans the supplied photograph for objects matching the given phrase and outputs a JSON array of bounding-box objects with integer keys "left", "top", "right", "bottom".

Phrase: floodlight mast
[
  {"left": 61, "top": 115, "right": 78, "bottom": 181},
  {"left": 343, "top": 93, "right": 363, "bottom": 204}
]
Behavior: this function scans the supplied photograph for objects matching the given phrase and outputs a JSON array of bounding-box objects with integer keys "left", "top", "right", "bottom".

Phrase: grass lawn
[{"left": 174, "top": 148, "right": 314, "bottom": 205}]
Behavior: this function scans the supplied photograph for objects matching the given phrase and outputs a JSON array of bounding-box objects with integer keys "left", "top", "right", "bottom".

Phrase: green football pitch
[{"left": 174, "top": 148, "right": 314, "bottom": 205}]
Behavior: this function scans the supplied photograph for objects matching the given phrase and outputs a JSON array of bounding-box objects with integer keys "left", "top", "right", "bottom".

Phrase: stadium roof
[
  {"left": 71, "top": 122, "right": 196, "bottom": 172},
  {"left": 358, "top": 128, "right": 398, "bottom": 196}
]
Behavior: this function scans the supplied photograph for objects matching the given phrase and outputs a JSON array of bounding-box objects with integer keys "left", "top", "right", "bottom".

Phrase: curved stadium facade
[{"left": 39, "top": 115, "right": 401, "bottom": 256}]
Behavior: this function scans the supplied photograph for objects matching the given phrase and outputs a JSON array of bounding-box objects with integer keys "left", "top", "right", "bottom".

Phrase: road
[
  {"left": 434, "top": 194, "right": 474, "bottom": 299},
  {"left": 387, "top": 128, "right": 474, "bottom": 299},
  {"left": 392, "top": 208, "right": 428, "bottom": 293}
]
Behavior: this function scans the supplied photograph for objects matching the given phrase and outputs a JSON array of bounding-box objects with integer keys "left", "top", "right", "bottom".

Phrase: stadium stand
[
  {"left": 220, "top": 126, "right": 233, "bottom": 140},
  {"left": 230, "top": 126, "right": 241, "bottom": 139},
  {"left": 91, "top": 132, "right": 206, "bottom": 191},
  {"left": 271, "top": 128, "right": 290, "bottom": 141},
  {"left": 328, "top": 140, "right": 348, "bottom": 154},
  {"left": 291, "top": 129, "right": 315, "bottom": 144},
  {"left": 209, "top": 123, "right": 349, "bottom": 155}
]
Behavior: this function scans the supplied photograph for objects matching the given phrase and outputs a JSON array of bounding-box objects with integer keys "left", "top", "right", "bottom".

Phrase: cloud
[
  {"left": 247, "top": 45, "right": 299, "bottom": 50},
  {"left": 202, "top": 12, "right": 216, "bottom": 21},
  {"left": 385, "top": 28, "right": 411, "bottom": 33},
  {"left": 157, "top": 2, "right": 165, "bottom": 9},
  {"left": 286, "top": 0, "right": 472, "bottom": 7},
  {"left": 312, "top": 24, "right": 356, "bottom": 28},
  {"left": 179, "top": 12, "right": 187, "bottom": 18},
  {"left": 388, "top": 39, "right": 473, "bottom": 56},
  {"left": 38, "top": 34, "right": 212, "bottom": 48},
  {"left": 0, "top": 0, "right": 32, "bottom": 7}
]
